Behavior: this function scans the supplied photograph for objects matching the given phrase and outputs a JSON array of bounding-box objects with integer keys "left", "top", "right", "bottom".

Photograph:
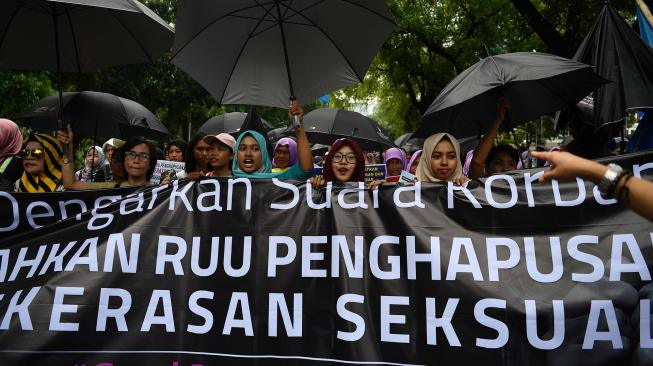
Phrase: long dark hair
[
  {"left": 166, "top": 139, "right": 187, "bottom": 160},
  {"left": 119, "top": 136, "right": 157, "bottom": 181},
  {"left": 185, "top": 133, "right": 207, "bottom": 173}
]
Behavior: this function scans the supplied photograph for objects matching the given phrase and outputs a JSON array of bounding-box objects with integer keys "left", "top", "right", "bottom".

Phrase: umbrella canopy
[
  {"left": 303, "top": 108, "right": 395, "bottom": 151},
  {"left": 197, "top": 112, "right": 273, "bottom": 138},
  {"left": 413, "top": 52, "right": 607, "bottom": 139},
  {"left": 171, "top": 0, "right": 395, "bottom": 108},
  {"left": 15, "top": 91, "right": 170, "bottom": 139},
  {"left": 0, "top": 0, "right": 174, "bottom": 72},
  {"left": 573, "top": 5, "right": 653, "bottom": 129},
  {"left": 394, "top": 133, "right": 412, "bottom": 147}
]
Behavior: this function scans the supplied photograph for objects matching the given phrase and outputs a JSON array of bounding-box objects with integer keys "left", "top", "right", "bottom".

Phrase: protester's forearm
[
  {"left": 469, "top": 119, "right": 501, "bottom": 179},
  {"left": 613, "top": 173, "right": 653, "bottom": 222},
  {"left": 61, "top": 153, "right": 91, "bottom": 190},
  {"left": 295, "top": 124, "right": 313, "bottom": 171}
]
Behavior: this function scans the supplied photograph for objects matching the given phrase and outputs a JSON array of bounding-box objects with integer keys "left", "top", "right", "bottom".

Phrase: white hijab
[{"left": 415, "top": 132, "right": 463, "bottom": 182}]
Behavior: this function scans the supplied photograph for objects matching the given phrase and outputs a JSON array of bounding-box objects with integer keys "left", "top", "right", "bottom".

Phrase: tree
[
  {"left": 509, "top": 0, "right": 634, "bottom": 57},
  {"left": 334, "top": 0, "right": 544, "bottom": 137},
  {"left": 0, "top": 71, "right": 54, "bottom": 119}
]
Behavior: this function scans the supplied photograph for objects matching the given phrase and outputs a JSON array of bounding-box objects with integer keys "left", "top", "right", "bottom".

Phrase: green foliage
[
  {"left": 336, "top": 0, "right": 545, "bottom": 138},
  {"left": 0, "top": 71, "right": 54, "bottom": 119}
]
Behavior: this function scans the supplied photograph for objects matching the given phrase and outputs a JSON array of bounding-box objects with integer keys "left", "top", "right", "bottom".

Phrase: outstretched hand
[{"left": 531, "top": 151, "right": 607, "bottom": 184}]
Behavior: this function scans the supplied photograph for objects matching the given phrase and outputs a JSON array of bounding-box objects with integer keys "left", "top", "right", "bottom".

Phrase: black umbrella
[
  {"left": 413, "top": 52, "right": 607, "bottom": 139},
  {"left": 15, "top": 91, "right": 171, "bottom": 140},
  {"left": 0, "top": 0, "right": 174, "bottom": 133},
  {"left": 394, "top": 133, "right": 412, "bottom": 147},
  {"left": 303, "top": 108, "right": 395, "bottom": 151},
  {"left": 171, "top": 0, "right": 395, "bottom": 109},
  {"left": 573, "top": 5, "right": 653, "bottom": 129},
  {"left": 197, "top": 111, "right": 273, "bottom": 138}
]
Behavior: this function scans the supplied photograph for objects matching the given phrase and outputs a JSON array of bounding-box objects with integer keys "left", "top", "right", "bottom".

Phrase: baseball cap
[{"left": 203, "top": 133, "right": 236, "bottom": 153}]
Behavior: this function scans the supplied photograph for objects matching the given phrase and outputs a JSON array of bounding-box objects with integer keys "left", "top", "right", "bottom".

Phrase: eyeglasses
[
  {"left": 124, "top": 151, "right": 150, "bottom": 161},
  {"left": 332, "top": 152, "right": 357, "bottom": 164},
  {"left": 22, "top": 148, "right": 44, "bottom": 159}
]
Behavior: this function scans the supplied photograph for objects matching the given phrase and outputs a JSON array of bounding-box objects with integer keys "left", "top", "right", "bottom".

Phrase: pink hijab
[{"left": 0, "top": 119, "right": 22, "bottom": 158}]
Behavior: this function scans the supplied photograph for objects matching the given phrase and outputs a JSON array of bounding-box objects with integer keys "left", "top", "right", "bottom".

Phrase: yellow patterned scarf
[{"left": 17, "top": 134, "right": 63, "bottom": 192}]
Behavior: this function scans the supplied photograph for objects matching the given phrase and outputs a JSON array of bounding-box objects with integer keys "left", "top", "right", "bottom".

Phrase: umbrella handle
[
  {"left": 289, "top": 96, "right": 301, "bottom": 129},
  {"left": 58, "top": 118, "right": 70, "bottom": 155}
]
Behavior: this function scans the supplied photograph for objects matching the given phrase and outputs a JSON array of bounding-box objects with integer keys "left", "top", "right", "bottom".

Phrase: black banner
[{"left": 1, "top": 152, "right": 652, "bottom": 366}]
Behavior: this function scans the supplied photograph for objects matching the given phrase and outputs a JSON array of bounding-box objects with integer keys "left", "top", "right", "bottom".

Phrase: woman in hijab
[
  {"left": 384, "top": 147, "right": 407, "bottom": 177},
  {"left": 406, "top": 150, "right": 422, "bottom": 175},
  {"left": 232, "top": 100, "right": 313, "bottom": 180},
  {"left": 16, "top": 133, "right": 63, "bottom": 192},
  {"left": 416, "top": 132, "right": 468, "bottom": 185},
  {"left": 310, "top": 138, "right": 365, "bottom": 188},
  {"left": 272, "top": 137, "right": 298, "bottom": 173},
  {"left": 0, "top": 119, "right": 24, "bottom": 191},
  {"left": 75, "top": 146, "right": 106, "bottom": 182}
]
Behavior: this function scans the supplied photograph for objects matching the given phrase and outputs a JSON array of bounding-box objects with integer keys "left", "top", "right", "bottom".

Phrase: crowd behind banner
[
  {"left": 0, "top": 151, "right": 651, "bottom": 365},
  {"left": 1, "top": 100, "right": 653, "bottom": 366}
]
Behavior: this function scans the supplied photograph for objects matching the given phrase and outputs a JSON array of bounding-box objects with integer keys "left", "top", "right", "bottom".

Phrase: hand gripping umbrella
[
  {"left": 0, "top": 0, "right": 174, "bottom": 148},
  {"left": 413, "top": 52, "right": 608, "bottom": 139},
  {"left": 171, "top": 0, "right": 395, "bottom": 120}
]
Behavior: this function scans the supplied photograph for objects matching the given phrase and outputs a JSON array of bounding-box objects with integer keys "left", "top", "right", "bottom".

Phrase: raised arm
[
  {"left": 57, "top": 125, "right": 93, "bottom": 190},
  {"left": 532, "top": 150, "right": 653, "bottom": 222},
  {"left": 469, "top": 98, "right": 511, "bottom": 179},
  {"left": 289, "top": 100, "right": 313, "bottom": 172}
]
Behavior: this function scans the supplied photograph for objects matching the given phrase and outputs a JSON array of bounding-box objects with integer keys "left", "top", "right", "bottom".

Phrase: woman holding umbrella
[
  {"left": 231, "top": 101, "right": 313, "bottom": 180},
  {"left": 58, "top": 126, "right": 157, "bottom": 189},
  {"left": 468, "top": 98, "right": 520, "bottom": 179}
]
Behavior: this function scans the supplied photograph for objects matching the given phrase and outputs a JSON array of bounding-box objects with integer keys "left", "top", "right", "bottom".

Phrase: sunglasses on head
[{"left": 22, "top": 148, "right": 44, "bottom": 159}]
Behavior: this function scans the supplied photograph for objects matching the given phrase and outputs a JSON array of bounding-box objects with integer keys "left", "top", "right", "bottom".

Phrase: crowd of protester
[{"left": 0, "top": 98, "right": 649, "bottom": 220}]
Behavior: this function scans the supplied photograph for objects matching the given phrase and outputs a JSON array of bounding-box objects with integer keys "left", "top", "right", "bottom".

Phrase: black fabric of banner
[{"left": 0, "top": 152, "right": 652, "bottom": 366}]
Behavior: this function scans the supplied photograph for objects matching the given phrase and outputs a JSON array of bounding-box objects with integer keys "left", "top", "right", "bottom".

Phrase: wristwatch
[{"left": 598, "top": 163, "right": 623, "bottom": 198}]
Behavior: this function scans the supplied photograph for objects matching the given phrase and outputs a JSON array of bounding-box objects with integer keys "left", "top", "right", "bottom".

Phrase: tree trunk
[{"left": 509, "top": 0, "right": 572, "bottom": 57}]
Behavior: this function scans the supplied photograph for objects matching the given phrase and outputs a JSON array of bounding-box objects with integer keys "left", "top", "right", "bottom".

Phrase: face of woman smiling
[
  {"left": 237, "top": 135, "right": 263, "bottom": 173},
  {"left": 331, "top": 144, "right": 357, "bottom": 182},
  {"left": 429, "top": 139, "right": 457, "bottom": 181}
]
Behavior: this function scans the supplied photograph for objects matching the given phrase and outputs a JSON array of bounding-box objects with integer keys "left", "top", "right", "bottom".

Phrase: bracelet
[
  {"left": 62, "top": 158, "right": 70, "bottom": 164},
  {"left": 605, "top": 169, "right": 631, "bottom": 198},
  {"left": 616, "top": 173, "right": 634, "bottom": 204}
]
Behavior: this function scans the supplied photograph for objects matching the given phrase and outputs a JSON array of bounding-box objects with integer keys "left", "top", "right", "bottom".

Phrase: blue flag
[{"left": 637, "top": 0, "right": 653, "bottom": 46}]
